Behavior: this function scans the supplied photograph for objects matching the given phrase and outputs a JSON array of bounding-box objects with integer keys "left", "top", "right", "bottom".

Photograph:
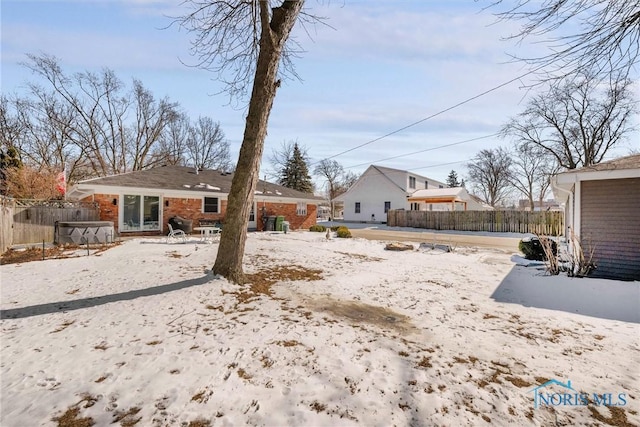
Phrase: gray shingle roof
[
  {"left": 79, "top": 165, "right": 323, "bottom": 201},
  {"left": 561, "top": 154, "right": 640, "bottom": 173}
]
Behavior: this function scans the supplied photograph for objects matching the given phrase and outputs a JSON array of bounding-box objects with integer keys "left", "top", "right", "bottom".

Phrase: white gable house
[{"left": 335, "top": 165, "right": 447, "bottom": 223}]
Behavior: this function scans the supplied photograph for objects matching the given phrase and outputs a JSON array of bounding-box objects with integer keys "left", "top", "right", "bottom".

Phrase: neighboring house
[
  {"left": 407, "top": 187, "right": 493, "bottom": 211},
  {"left": 334, "top": 165, "right": 448, "bottom": 223},
  {"left": 552, "top": 154, "right": 640, "bottom": 281},
  {"left": 68, "top": 165, "right": 322, "bottom": 236}
]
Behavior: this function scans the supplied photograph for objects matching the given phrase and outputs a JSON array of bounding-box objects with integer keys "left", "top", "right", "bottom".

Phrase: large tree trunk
[{"left": 213, "top": 1, "right": 303, "bottom": 284}]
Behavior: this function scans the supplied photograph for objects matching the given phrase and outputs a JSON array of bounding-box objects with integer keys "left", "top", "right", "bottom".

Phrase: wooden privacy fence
[
  {"left": 0, "top": 197, "right": 100, "bottom": 253},
  {"left": 387, "top": 209, "right": 564, "bottom": 236}
]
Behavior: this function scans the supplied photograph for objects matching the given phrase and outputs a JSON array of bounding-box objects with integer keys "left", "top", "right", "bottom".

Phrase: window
[
  {"left": 355, "top": 202, "right": 361, "bottom": 214},
  {"left": 203, "top": 197, "right": 219, "bottom": 213},
  {"left": 122, "top": 195, "right": 160, "bottom": 232},
  {"left": 425, "top": 181, "right": 429, "bottom": 189},
  {"left": 296, "top": 202, "right": 307, "bottom": 216},
  {"left": 409, "top": 176, "right": 416, "bottom": 189},
  {"left": 439, "top": 185, "right": 444, "bottom": 189},
  {"left": 411, "top": 202, "right": 420, "bottom": 211},
  {"left": 384, "top": 201, "right": 391, "bottom": 213}
]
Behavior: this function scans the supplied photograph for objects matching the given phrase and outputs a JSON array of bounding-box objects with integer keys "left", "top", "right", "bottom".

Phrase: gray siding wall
[{"left": 581, "top": 178, "right": 640, "bottom": 281}]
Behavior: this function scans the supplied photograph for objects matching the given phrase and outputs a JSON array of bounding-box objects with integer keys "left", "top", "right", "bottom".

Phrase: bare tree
[
  {"left": 492, "top": 0, "right": 640, "bottom": 81},
  {"left": 502, "top": 72, "right": 637, "bottom": 170},
  {"left": 185, "top": 116, "right": 232, "bottom": 171},
  {"left": 466, "top": 147, "right": 513, "bottom": 208},
  {"left": 314, "top": 159, "right": 354, "bottom": 219},
  {"left": 176, "top": 1, "right": 309, "bottom": 283},
  {"left": 154, "top": 112, "right": 191, "bottom": 166},
  {"left": 129, "top": 79, "right": 181, "bottom": 171},
  {"left": 17, "top": 53, "right": 181, "bottom": 181},
  {"left": 508, "top": 143, "right": 559, "bottom": 210}
]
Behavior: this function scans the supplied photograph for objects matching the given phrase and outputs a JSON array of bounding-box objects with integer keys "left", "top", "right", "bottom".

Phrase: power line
[
  {"left": 345, "top": 133, "right": 498, "bottom": 169},
  {"left": 315, "top": 67, "right": 540, "bottom": 164}
]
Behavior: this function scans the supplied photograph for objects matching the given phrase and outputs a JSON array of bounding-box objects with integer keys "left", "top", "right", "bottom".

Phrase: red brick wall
[
  {"left": 88, "top": 192, "right": 316, "bottom": 234},
  {"left": 162, "top": 197, "right": 227, "bottom": 234},
  {"left": 256, "top": 201, "right": 317, "bottom": 231},
  {"left": 85, "top": 194, "right": 119, "bottom": 231}
]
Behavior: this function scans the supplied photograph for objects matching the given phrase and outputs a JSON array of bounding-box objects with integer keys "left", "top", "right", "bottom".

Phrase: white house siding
[
  {"left": 340, "top": 175, "right": 405, "bottom": 223},
  {"left": 337, "top": 165, "right": 449, "bottom": 222}
]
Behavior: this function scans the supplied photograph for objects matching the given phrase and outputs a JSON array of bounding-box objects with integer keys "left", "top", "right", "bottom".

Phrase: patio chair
[{"left": 167, "top": 223, "right": 187, "bottom": 243}]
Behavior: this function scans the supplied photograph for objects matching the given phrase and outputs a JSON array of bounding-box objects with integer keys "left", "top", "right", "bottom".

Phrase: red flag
[{"left": 56, "top": 168, "right": 66, "bottom": 196}]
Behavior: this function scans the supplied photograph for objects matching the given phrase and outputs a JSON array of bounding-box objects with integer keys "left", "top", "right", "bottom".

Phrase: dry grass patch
[
  {"left": 223, "top": 264, "right": 323, "bottom": 305},
  {"left": 52, "top": 394, "right": 99, "bottom": 427},
  {"left": 273, "top": 340, "right": 301, "bottom": 347},
  {"left": 588, "top": 405, "right": 635, "bottom": 427},
  {"left": 51, "top": 320, "right": 75, "bottom": 333},
  {"left": 166, "top": 251, "right": 183, "bottom": 259},
  {"left": 191, "top": 389, "right": 212, "bottom": 404},
  {"left": 237, "top": 368, "right": 252, "bottom": 380},
  {"left": 310, "top": 401, "right": 327, "bottom": 413},
  {"left": 52, "top": 407, "right": 94, "bottom": 427},
  {"left": 1, "top": 243, "right": 120, "bottom": 265},
  {"left": 187, "top": 418, "right": 212, "bottom": 427},
  {"left": 504, "top": 376, "right": 531, "bottom": 388},
  {"left": 113, "top": 407, "right": 141, "bottom": 426},
  {"left": 417, "top": 356, "right": 432, "bottom": 368},
  {"left": 335, "top": 251, "right": 384, "bottom": 262}
]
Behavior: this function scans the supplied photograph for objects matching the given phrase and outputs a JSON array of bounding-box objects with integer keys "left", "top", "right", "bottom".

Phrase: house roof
[
  {"left": 334, "top": 164, "right": 448, "bottom": 202},
  {"left": 559, "top": 154, "right": 640, "bottom": 174},
  {"left": 408, "top": 187, "right": 466, "bottom": 200},
  {"left": 371, "top": 164, "right": 447, "bottom": 187},
  {"left": 552, "top": 154, "right": 640, "bottom": 202},
  {"left": 73, "top": 165, "right": 323, "bottom": 201}
]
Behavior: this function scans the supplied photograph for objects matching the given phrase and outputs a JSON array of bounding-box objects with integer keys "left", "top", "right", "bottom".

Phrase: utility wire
[
  {"left": 346, "top": 133, "right": 498, "bottom": 169},
  {"left": 315, "top": 66, "right": 541, "bottom": 164}
]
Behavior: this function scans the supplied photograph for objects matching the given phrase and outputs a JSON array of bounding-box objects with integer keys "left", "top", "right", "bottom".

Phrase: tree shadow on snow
[
  {"left": 491, "top": 265, "right": 640, "bottom": 324},
  {"left": 0, "top": 274, "right": 215, "bottom": 320}
]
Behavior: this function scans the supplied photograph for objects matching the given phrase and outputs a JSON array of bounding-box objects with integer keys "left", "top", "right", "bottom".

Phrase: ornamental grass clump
[
  {"left": 309, "top": 225, "right": 326, "bottom": 232},
  {"left": 336, "top": 226, "right": 352, "bottom": 238}
]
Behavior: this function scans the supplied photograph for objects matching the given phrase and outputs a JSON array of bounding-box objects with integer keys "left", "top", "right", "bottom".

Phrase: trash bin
[
  {"left": 275, "top": 216, "right": 285, "bottom": 231},
  {"left": 282, "top": 221, "right": 290, "bottom": 234},
  {"left": 266, "top": 216, "right": 276, "bottom": 231}
]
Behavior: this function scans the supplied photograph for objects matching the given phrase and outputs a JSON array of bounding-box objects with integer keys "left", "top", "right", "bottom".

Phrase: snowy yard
[{"left": 1, "top": 231, "right": 638, "bottom": 426}]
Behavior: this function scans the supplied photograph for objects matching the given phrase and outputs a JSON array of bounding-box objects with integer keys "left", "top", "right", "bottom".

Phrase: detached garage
[{"left": 552, "top": 154, "right": 640, "bottom": 281}]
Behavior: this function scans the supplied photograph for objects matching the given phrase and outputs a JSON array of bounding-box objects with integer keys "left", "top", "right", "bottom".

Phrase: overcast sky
[{"left": 2, "top": 0, "right": 638, "bottom": 185}]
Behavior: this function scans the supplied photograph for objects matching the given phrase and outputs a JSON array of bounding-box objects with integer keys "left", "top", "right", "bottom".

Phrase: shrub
[
  {"left": 336, "top": 226, "right": 352, "bottom": 238},
  {"left": 330, "top": 226, "right": 341, "bottom": 232},
  {"left": 519, "top": 236, "right": 557, "bottom": 261},
  {"left": 309, "top": 224, "right": 326, "bottom": 232}
]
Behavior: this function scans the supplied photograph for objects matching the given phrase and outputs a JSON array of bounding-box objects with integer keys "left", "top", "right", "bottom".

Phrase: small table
[{"left": 193, "top": 226, "right": 221, "bottom": 242}]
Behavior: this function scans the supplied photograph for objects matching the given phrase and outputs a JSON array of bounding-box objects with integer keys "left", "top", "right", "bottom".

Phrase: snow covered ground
[{"left": 1, "top": 231, "right": 638, "bottom": 426}]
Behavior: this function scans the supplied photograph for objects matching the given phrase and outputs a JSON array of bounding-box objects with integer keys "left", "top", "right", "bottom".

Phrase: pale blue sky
[{"left": 2, "top": 0, "right": 638, "bottom": 184}]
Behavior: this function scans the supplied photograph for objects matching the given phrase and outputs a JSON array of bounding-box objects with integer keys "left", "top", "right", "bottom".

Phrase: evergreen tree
[
  {"left": 0, "top": 146, "right": 22, "bottom": 195},
  {"left": 446, "top": 170, "right": 460, "bottom": 187},
  {"left": 278, "top": 143, "right": 313, "bottom": 193}
]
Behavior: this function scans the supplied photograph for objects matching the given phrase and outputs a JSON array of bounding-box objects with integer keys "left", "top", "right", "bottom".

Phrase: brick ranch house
[{"left": 67, "top": 165, "right": 322, "bottom": 236}]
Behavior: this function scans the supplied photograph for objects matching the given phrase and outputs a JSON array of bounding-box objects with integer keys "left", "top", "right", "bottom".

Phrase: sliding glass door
[{"left": 121, "top": 195, "right": 160, "bottom": 232}]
